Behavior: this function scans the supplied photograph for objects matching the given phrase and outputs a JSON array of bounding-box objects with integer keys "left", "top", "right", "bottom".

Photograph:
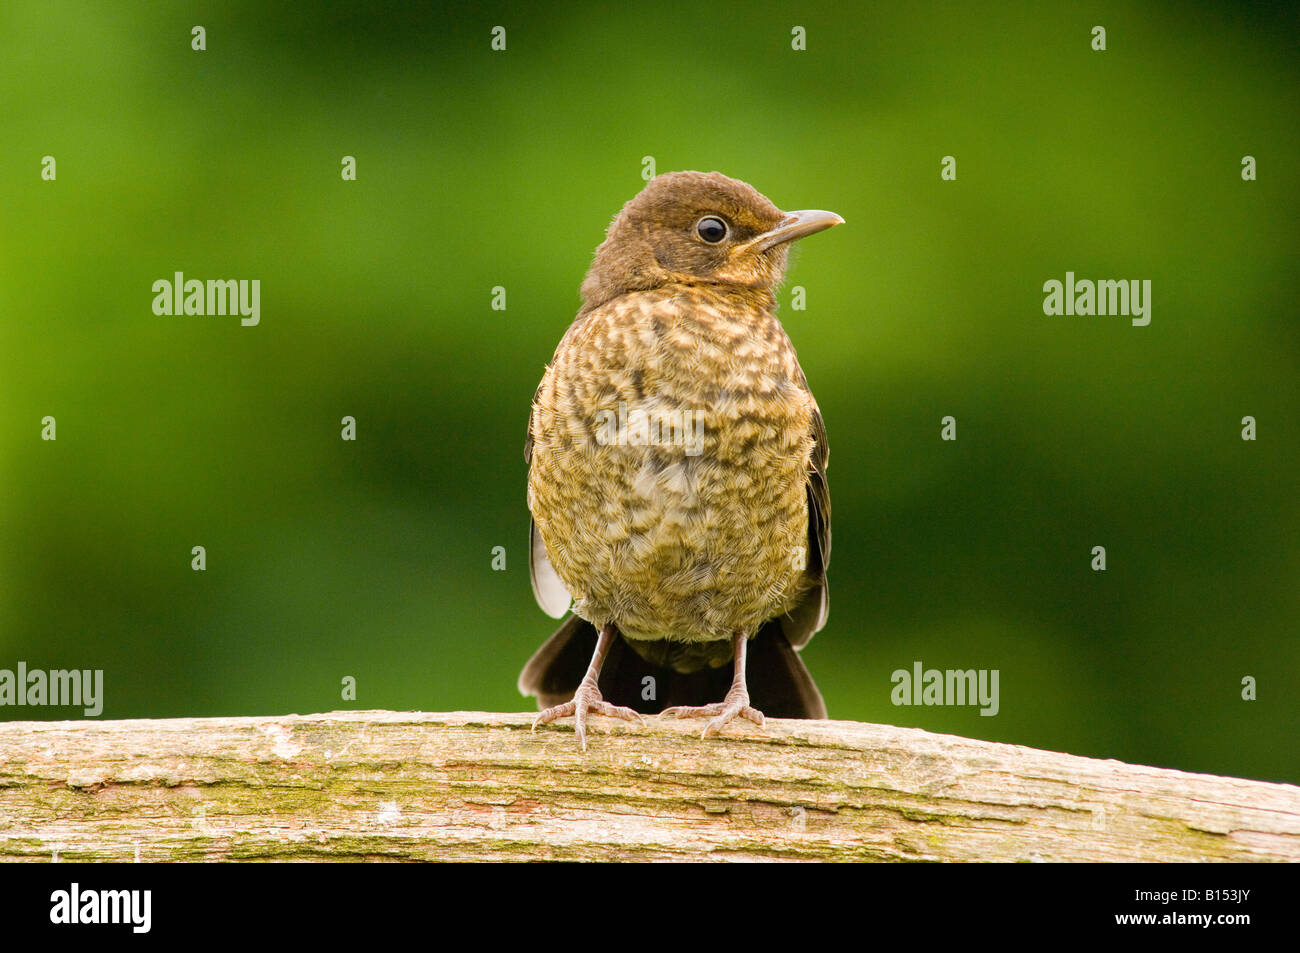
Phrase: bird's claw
[
  {"left": 661, "top": 692, "right": 765, "bottom": 738},
  {"left": 533, "top": 679, "right": 643, "bottom": 750}
]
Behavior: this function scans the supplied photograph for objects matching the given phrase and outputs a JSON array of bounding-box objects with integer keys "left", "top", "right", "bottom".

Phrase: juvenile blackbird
[{"left": 519, "top": 171, "right": 842, "bottom": 749}]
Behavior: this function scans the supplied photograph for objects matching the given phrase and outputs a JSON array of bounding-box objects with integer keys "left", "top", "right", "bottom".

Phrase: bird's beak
[{"left": 742, "top": 209, "right": 845, "bottom": 254}]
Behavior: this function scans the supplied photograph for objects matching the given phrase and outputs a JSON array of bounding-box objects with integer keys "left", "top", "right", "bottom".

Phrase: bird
[{"left": 518, "top": 170, "right": 841, "bottom": 749}]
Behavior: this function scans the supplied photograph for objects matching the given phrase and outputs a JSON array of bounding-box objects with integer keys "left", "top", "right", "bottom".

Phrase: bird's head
[{"left": 579, "top": 171, "right": 843, "bottom": 312}]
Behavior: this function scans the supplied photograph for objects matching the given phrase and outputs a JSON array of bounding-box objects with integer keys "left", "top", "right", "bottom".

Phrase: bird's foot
[
  {"left": 532, "top": 678, "right": 643, "bottom": 751},
  {"left": 661, "top": 688, "right": 764, "bottom": 738}
]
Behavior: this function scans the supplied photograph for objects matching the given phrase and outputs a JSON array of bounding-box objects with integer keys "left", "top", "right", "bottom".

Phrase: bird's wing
[
  {"left": 526, "top": 380, "right": 573, "bottom": 619},
  {"left": 529, "top": 519, "right": 572, "bottom": 619},
  {"left": 781, "top": 402, "right": 831, "bottom": 648},
  {"left": 809, "top": 402, "right": 831, "bottom": 570},
  {"left": 524, "top": 378, "right": 541, "bottom": 465}
]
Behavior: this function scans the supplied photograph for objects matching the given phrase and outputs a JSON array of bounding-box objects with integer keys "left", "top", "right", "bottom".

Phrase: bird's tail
[{"left": 518, "top": 616, "right": 826, "bottom": 718}]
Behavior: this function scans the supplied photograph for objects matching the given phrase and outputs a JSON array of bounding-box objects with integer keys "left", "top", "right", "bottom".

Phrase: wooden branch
[{"left": 1, "top": 710, "right": 1296, "bottom": 862}]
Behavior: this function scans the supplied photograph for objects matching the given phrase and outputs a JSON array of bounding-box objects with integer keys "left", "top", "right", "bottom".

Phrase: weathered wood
[{"left": 0, "top": 710, "right": 1295, "bottom": 862}]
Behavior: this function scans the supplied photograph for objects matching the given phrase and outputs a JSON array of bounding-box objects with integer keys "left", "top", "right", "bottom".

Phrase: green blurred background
[{"left": 2, "top": 1, "right": 1296, "bottom": 783}]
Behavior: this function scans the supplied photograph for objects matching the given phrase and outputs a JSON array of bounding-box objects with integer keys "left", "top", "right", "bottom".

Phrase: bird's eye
[{"left": 695, "top": 216, "right": 729, "bottom": 244}]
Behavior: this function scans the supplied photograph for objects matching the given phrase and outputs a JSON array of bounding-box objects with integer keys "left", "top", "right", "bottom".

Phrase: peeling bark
[{"left": 0, "top": 711, "right": 1295, "bottom": 862}]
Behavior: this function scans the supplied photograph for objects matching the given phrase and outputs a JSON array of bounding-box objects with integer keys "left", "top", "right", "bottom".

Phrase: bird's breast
[{"left": 529, "top": 287, "right": 815, "bottom": 643}]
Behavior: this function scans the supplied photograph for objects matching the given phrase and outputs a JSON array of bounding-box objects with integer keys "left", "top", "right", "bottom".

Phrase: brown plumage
[{"left": 519, "top": 171, "right": 842, "bottom": 748}]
